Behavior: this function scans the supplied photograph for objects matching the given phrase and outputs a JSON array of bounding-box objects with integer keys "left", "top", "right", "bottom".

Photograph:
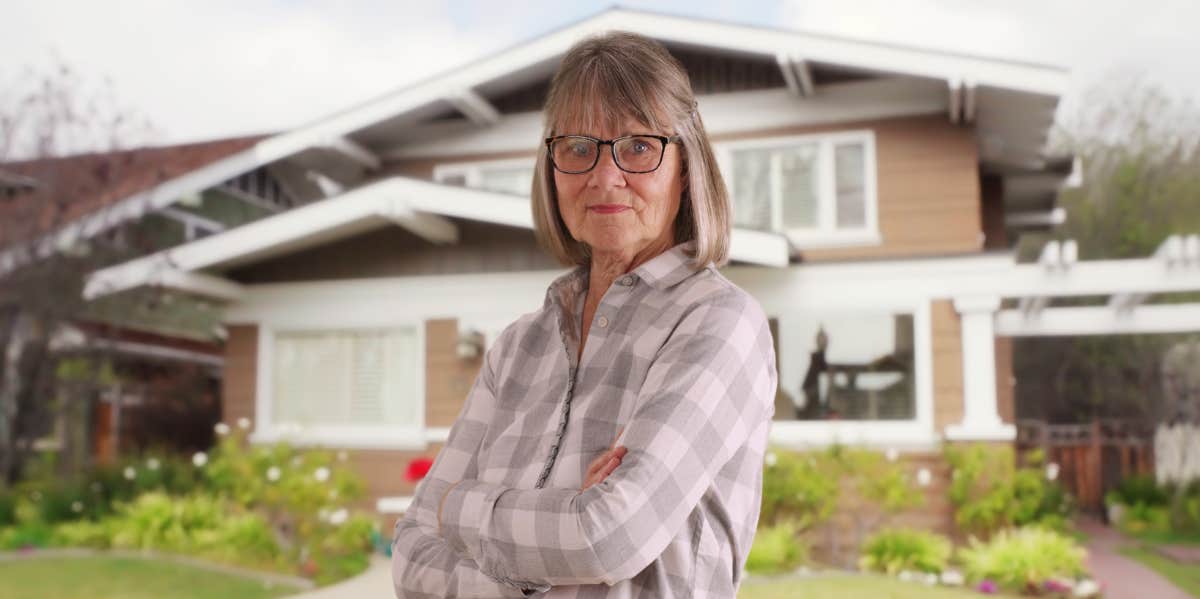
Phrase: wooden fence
[{"left": 1016, "top": 419, "right": 1154, "bottom": 513}]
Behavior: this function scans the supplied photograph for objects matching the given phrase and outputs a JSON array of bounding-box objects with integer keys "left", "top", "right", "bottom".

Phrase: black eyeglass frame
[{"left": 544, "top": 134, "right": 682, "bottom": 174}]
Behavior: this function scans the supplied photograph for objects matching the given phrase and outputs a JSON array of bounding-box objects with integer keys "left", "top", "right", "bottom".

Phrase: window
[
  {"left": 433, "top": 159, "right": 535, "bottom": 197},
  {"left": 773, "top": 311, "right": 915, "bottom": 422},
  {"left": 269, "top": 326, "right": 422, "bottom": 436},
  {"left": 721, "top": 131, "right": 877, "bottom": 248}
]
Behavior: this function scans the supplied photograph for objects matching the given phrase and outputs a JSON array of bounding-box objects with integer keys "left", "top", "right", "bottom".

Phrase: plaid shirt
[{"left": 392, "top": 240, "right": 777, "bottom": 598}]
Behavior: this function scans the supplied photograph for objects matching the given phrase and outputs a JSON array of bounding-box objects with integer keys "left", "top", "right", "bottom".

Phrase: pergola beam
[
  {"left": 321, "top": 136, "right": 381, "bottom": 170},
  {"left": 999, "top": 304, "right": 1200, "bottom": 337},
  {"left": 776, "top": 54, "right": 815, "bottom": 97}
]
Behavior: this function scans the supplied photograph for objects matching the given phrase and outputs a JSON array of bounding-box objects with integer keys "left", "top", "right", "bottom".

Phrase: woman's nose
[{"left": 587, "top": 147, "right": 626, "bottom": 188}]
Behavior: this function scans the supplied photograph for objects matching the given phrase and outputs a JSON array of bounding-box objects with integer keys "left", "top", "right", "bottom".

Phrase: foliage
[
  {"left": 759, "top": 449, "right": 838, "bottom": 530},
  {"left": 0, "top": 556, "right": 300, "bottom": 599},
  {"left": 944, "top": 445, "right": 1074, "bottom": 537},
  {"left": 1106, "top": 474, "right": 1169, "bottom": 508},
  {"left": 958, "top": 527, "right": 1087, "bottom": 594},
  {"left": 745, "top": 520, "right": 809, "bottom": 574},
  {"left": 0, "top": 488, "right": 15, "bottom": 526},
  {"left": 858, "top": 528, "right": 952, "bottom": 576},
  {"left": 1116, "top": 502, "right": 1170, "bottom": 536}
]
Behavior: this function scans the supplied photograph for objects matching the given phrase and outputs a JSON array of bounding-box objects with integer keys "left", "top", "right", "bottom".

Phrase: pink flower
[{"left": 977, "top": 579, "right": 999, "bottom": 594}]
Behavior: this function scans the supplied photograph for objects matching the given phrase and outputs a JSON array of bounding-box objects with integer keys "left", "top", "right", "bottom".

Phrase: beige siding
[
  {"left": 932, "top": 300, "right": 964, "bottom": 433},
  {"left": 221, "top": 324, "right": 257, "bottom": 428},
  {"left": 425, "top": 318, "right": 483, "bottom": 428}
]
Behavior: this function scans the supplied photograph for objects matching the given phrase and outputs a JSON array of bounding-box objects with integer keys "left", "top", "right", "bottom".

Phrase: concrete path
[
  {"left": 285, "top": 555, "right": 392, "bottom": 598},
  {"left": 1079, "top": 518, "right": 1194, "bottom": 599}
]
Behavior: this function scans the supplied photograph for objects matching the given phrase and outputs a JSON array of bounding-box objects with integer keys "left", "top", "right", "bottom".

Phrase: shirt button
[
  {"left": 596, "top": 315, "right": 609, "bottom": 328},
  {"left": 619, "top": 276, "right": 635, "bottom": 286}
]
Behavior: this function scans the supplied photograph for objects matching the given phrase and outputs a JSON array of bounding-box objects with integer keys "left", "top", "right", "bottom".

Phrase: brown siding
[
  {"left": 425, "top": 318, "right": 484, "bottom": 428},
  {"left": 931, "top": 300, "right": 963, "bottom": 433},
  {"left": 713, "top": 114, "right": 982, "bottom": 262},
  {"left": 995, "top": 337, "right": 1015, "bottom": 424},
  {"left": 222, "top": 324, "right": 258, "bottom": 427},
  {"left": 226, "top": 219, "right": 560, "bottom": 284}
]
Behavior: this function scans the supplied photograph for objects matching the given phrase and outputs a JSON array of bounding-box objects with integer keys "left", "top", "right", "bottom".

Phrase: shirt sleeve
[
  {"left": 391, "top": 326, "right": 550, "bottom": 598},
  {"left": 437, "top": 288, "right": 777, "bottom": 586}
]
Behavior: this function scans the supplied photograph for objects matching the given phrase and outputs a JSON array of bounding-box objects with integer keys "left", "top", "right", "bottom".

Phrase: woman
[{"left": 392, "top": 32, "right": 777, "bottom": 598}]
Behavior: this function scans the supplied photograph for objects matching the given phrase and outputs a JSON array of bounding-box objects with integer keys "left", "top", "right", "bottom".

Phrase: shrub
[
  {"left": 746, "top": 520, "right": 808, "bottom": 574},
  {"left": 0, "top": 490, "right": 15, "bottom": 527},
  {"left": 959, "top": 527, "right": 1087, "bottom": 593},
  {"left": 1117, "top": 502, "right": 1170, "bottom": 535},
  {"left": 859, "top": 528, "right": 952, "bottom": 575},
  {"left": 944, "top": 445, "right": 1074, "bottom": 537},
  {"left": 760, "top": 449, "right": 838, "bottom": 530},
  {"left": 1109, "top": 474, "right": 1169, "bottom": 507}
]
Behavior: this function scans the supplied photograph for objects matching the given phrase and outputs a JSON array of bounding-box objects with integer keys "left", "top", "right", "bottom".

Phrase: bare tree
[{"left": 0, "top": 58, "right": 160, "bottom": 485}]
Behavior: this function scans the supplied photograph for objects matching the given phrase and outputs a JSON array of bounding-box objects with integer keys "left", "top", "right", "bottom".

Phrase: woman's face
[{"left": 553, "top": 118, "right": 683, "bottom": 259}]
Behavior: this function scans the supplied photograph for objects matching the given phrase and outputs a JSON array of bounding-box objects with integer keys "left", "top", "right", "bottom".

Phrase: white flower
[
  {"left": 898, "top": 570, "right": 916, "bottom": 582},
  {"left": 329, "top": 508, "right": 348, "bottom": 526},
  {"left": 885, "top": 448, "right": 899, "bottom": 462},
  {"left": 123, "top": 466, "right": 137, "bottom": 480},
  {"left": 313, "top": 467, "right": 331, "bottom": 483},
  {"left": 940, "top": 570, "right": 964, "bottom": 586},
  {"left": 146, "top": 458, "right": 160, "bottom": 471},
  {"left": 317, "top": 508, "right": 331, "bottom": 523},
  {"left": 266, "top": 466, "right": 281, "bottom": 482},
  {"left": 237, "top": 417, "right": 251, "bottom": 430},
  {"left": 192, "top": 452, "right": 208, "bottom": 468},
  {"left": 1073, "top": 578, "right": 1101, "bottom": 597},
  {"left": 764, "top": 452, "right": 778, "bottom": 467},
  {"left": 923, "top": 573, "right": 938, "bottom": 586},
  {"left": 1046, "top": 462, "right": 1060, "bottom": 481},
  {"left": 214, "top": 422, "right": 231, "bottom": 436},
  {"left": 916, "top": 468, "right": 932, "bottom": 487},
  {"left": 71, "top": 501, "right": 83, "bottom": 513}
]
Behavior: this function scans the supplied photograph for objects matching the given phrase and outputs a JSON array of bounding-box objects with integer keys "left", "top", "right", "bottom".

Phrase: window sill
[
  {"left": 769, "top": 420, "right": 937, "bottom": 449},
  {"left": 250, "top": 426, "right": 428, "bottom": 450},
  {"left": 785, "top": 230, "right": 883, "bottom": 251}
]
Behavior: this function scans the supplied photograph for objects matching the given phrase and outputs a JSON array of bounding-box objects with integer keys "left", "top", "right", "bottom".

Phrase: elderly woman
[{"left": 392, "top": 32, "right": 777, "bottom": 598}]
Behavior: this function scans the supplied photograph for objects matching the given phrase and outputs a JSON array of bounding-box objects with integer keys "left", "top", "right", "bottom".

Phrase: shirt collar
[{"left": 543, "top": 240, "right": 705, "bottom": 311}]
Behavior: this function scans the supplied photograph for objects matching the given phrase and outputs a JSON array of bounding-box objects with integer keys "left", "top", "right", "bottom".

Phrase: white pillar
[{"left": 945, "top": 296, "right": 1015, "bottom": 441}]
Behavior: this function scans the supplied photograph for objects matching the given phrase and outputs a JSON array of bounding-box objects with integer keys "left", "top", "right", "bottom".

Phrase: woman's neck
[{"left": 587, "top": 237, "right": 674, "bottom": 298}]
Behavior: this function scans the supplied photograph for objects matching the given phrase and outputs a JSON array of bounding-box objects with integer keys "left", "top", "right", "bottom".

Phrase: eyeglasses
[{"left": 545, "top": 134, "right": 681, "bottom": 174}]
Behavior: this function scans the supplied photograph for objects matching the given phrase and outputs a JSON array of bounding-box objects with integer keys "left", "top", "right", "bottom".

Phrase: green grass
[
  {"left": 738, "top": 573, "right": 1018, "bottom": 598},
  {"left": 1119, "top": 545, "right": 1200, "bottom": 598},
  {"left": 0, "top": 556, "right": 301, "bottom": 599}
]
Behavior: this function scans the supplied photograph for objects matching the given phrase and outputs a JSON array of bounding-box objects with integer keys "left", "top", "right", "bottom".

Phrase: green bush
[
  {"left": 0, "top": 520, "right": 54, "bottom": 550},
  {"left": 0, "top": 490, "right": 15, "bottom": 527},
  {"left": 959, "top": 527, "right": 1087, "bottom": 593},
  {"left": 760, "top": 449, "right": 838, "bottom": 530},
  {"left": 944, "top": 445, "right": 1074, "bottom": 537},
  {"left": 1109, "top": 474, "right": 1169, "bottom": 507},
  {"left": 746, "top": 520, "right": 809, "bottom": 574},
  {"left": 1118, "top": 502, "right": 1170, "bottom": 535},
  {"left": 51, "top": 519, "right": 113, "bottom": 548},
  {"left": 858, "top": 528, "right": 952, "bottom": 575}
]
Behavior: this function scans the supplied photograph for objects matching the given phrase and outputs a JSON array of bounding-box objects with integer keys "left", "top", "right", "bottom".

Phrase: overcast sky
[{"left": 3, "top": 0, "right": 1196, "bottom": 147}]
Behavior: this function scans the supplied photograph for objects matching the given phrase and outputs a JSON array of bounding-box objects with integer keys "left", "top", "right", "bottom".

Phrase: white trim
[
  {"left": 322, "top": 137, "right": 381, "bottom": 170},
  {"left": 997, "top": 304, "right": 1200, "bottom": 337},
  {"left": 253, "top": 319, "right": 427, "bottom": 451},
  {"left": 431, "top": 156, "right": 536, "bottom": 194},
  {"left": 947, "top": 295, "right": 1010, "bottom": 441},
  {"left": 158, "top": 207, "right": 226, "bottom": 240},
  {"left": 447, "top": 90, "right": 501, "bottom": 126},
  {"left": 1006, "top": 207, "right": 1067, "bottom": 228},
  {"left": 719, "top": 129, "right": 879, "bottom": 250},
  {"left": 377, "top": 496, "right": 415, "bottom": 514},
  {"left": 767, "top": 299, "right": 937, "bottom": 449}
]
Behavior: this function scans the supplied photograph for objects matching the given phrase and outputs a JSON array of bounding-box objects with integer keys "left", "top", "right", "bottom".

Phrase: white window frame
[
  {"left": 767, "top": 299, "right": 935, "bottom": 449},
  {"left": 432, "top": 156, "right": 537, "bottom": 195},
  {"left": 717, "top": 129, "right": 880, "bottom": 250},
  {"left": 253, "top": 319, "right": 427, "bottom": 450}
]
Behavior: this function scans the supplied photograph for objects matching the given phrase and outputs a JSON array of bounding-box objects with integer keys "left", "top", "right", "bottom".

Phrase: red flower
[{"left": 405, "top": 456, "right": 434, "bottom": 482}]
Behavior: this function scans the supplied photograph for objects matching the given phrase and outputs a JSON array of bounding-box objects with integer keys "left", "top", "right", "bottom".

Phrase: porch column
[{"left": 945, "top": 296, "right": 1015, "bottom": 441}]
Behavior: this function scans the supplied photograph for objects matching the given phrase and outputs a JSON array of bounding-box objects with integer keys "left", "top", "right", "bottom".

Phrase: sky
[{"left": 2, "top": 0, "right": 1197, "bottom": 147}]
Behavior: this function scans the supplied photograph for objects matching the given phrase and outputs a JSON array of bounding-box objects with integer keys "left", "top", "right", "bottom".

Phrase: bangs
[{"left": 547, "top": 54, "right": 674, "bottom": 137}]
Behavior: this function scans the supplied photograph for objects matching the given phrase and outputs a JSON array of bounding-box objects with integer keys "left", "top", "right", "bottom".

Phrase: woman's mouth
[{"left": 588, "top": 204, "right": 630, "bottom": 214}]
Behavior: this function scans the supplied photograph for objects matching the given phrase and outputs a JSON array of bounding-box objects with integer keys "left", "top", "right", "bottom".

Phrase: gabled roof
[{"left": 82, "top": 176, "right": 791, "bottom": 301}]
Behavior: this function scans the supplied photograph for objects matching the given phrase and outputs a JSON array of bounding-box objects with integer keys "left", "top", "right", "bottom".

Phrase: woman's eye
[
  {"left": 569, "top": 143, "right": 591, "bottom": 155},
  {"left": 631, "top": 141, "right": 649, "bottom": 153}
]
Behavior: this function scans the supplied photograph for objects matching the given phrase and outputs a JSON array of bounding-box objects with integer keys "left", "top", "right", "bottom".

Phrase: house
[{"left": 78, "top": 8, "right": 1089, "bottom": 534}]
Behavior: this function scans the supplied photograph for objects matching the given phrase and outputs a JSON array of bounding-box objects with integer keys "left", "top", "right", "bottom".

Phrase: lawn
[
  {"left": 1119, "top": 545, "right": 1200, "bottom": 599},
  {"left": 0, "top": 556, "right": 302, "bottom": 599},
  {"left": 738, "top": 574, "right": 1016, "bottom": 599}
]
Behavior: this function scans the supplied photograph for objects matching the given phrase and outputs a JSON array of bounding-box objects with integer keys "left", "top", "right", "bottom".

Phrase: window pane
[
  {"left": 479, "top": 167, "right": 533, "bottom": 197},
  {"left": 273, "top": 328, "right": 420, "bottom": 427},
  {"left": 731, "top": 148, "right": 773, "bottom": 231},
  {"left": 779, "top": 145, "right": 818, "bottom": 229},
  {"left": 835, "top": 143, "right": 866, "bottom": 229},
  {"left": 772, "top": 312, "right": 915, "bottom": 421}
]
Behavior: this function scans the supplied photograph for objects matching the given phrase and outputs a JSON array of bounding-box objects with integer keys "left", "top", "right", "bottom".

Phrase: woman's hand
[{"left": 581, "top": 426, "right": 626, "bottom": 492}]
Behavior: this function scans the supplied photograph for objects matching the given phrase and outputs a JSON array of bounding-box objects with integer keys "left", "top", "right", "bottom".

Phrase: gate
[{"left": 1016, "top": 419, "right": 1154, "bottom": 513}]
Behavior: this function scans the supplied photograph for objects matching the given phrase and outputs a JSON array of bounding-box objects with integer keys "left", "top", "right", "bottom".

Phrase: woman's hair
[{"left": 530, "top": 31, "right": 731, "bottom": 269}]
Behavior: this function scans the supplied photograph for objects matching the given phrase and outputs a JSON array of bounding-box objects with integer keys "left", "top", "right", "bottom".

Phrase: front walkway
[
  {"left": 1079, "top": 518, "right": 1194, "bottom": 599},
  {"left": 285, "top": 555, "right": 391, "bottom": 598}
]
